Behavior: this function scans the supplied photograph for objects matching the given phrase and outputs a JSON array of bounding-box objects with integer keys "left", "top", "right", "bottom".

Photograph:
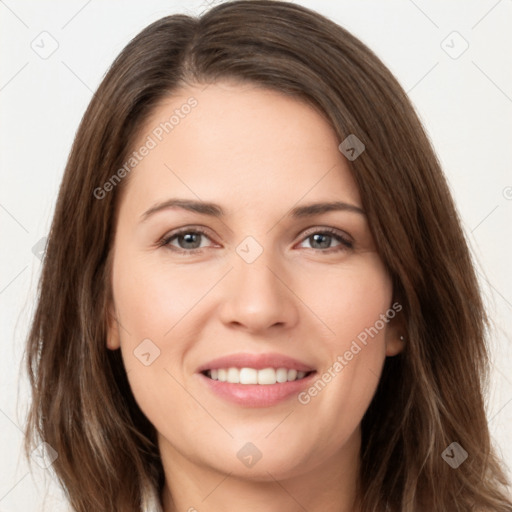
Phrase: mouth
[
  {"left": 201, "top": 367, "right": 315, "bottom": 385},
  {"left": 198, "top": 368, "right": 317, "bottom": 407},
  {"left": 196, "top": 352, "right": 317, "bottom": 407}
]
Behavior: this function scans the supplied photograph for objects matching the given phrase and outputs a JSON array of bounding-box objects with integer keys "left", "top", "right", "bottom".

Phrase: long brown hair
[{"left": 23, "top": 1, "right": 512, "bottom": 510}]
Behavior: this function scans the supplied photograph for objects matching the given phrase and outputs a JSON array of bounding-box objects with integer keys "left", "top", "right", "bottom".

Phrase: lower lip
[{"left": 197, "top": 371, "right": 317, "bottom": 407}]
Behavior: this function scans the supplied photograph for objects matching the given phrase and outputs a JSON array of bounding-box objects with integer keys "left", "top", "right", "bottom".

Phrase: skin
[{"left": 107, "top": 81, "right": 405, "bottom": 512}]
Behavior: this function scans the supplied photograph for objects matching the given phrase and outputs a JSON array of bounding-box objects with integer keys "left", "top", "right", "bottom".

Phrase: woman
[{"left": 23, "top": 1, "right": 512, "bottom": 511}]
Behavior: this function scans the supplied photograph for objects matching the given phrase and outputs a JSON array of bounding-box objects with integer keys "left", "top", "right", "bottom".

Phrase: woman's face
[{"left": 107, "top": 81, "right": 403, "bottom": 482}]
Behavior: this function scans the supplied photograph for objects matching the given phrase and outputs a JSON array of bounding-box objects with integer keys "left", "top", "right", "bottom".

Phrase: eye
[
  {"left": 297, "top": 227, "right": 353, "bottom": 252},
  {"left": 159, "top": 226, "right": 353, "bottom": 255},
  {"left": 159, "top": 227, "right": 216, "bottom": 254}
]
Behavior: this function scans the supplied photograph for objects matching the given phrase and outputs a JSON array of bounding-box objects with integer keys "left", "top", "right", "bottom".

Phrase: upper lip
[{"left": 196, "top": 352, "right": 316, "bottom": 373}]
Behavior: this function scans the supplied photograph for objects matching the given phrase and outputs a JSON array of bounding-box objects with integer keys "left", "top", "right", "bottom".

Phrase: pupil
[
  {"left": 311, "top": 233, "right": 330, "bottom": 249},
  {"left": 179, "top": 233, "right": 201, "bottom": 249}
]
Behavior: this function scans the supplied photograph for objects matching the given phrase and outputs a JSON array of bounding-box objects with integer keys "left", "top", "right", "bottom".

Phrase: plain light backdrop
[{"left": 1, "top": 0, "right": 511, "bottom": 509}]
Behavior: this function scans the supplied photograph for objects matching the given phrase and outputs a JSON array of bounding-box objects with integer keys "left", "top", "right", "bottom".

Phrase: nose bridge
[
  {"left": 236, "top": 244, "right": 280, "bottom": 295},
  {"left": 219, "top": 237, "right": 299, "bottom": 331},
  {"left": 234, "top": 238, "right": 284, "bottom": 304}
]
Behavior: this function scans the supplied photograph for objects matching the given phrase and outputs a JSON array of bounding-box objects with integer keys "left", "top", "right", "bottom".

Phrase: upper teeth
[{"left": 208, "top": 367, "right": 308, "bottom": 385}]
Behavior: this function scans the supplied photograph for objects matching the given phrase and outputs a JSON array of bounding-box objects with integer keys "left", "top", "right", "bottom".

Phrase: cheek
[
  {"left": 293, "top": 253, "right": 392, "bottom": 432},
  {"left": 111, "top": 252, "right": 226, "bottom": 411},
  {"left": 298, "top": 251, "right": 393, "bottom": 347},
  {"left": 111, "top": 254, "right": 201, "bottom": 423},
  {"left": 112, "top": 252, "right": 215, "bottom": 342}
]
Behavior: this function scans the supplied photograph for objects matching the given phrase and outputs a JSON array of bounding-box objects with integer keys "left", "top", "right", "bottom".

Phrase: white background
[{"left": 1, "top": 0, "right": 511, "bottom": 509}]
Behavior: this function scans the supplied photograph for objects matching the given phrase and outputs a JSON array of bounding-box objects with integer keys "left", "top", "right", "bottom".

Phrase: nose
[{"left": 218, "top": 248, "right": 300, "bottom": 334}]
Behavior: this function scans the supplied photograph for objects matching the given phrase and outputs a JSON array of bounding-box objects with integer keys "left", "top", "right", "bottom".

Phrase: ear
[
  {"left": 104, "top": 250, "right": 121, "bottom": 350},
  {"left": 383, "top": 300, "right": 406, "bottom": 357},
  {"left": 106, "top": 304, "right": 121, "bottom": 350}
]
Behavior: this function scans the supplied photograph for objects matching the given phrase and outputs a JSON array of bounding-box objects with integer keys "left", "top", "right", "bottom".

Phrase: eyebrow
[{"left": 140, "top": 198, "right": 366, "bottom": 222}]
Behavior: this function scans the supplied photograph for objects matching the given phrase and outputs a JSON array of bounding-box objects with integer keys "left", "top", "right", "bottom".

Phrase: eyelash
[{"left": 158, "top": 226, "right": 353, "bottom": 255}]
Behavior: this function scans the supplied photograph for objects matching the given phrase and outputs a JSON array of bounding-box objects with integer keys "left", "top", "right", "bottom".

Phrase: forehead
[{"left": 119, "top": 82, "right": 362, "bottom": 217}]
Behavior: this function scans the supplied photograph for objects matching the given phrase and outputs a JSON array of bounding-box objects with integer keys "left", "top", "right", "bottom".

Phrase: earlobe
[
  {"left": 384, "top": 299, "right": 406, "bottom": 356},
  {"left": 385, "top": 334, "right": 405, "bottom": 357}
]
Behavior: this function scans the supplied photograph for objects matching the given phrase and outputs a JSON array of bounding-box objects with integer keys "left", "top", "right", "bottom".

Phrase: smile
[{"left": 203, "top": 367, "right": 312, "bottom": 385}]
